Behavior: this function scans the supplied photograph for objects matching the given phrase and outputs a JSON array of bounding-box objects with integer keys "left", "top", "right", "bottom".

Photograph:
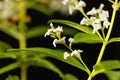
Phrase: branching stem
[{"left": 87, "top": 0, "right": 118, "bottom": 79}]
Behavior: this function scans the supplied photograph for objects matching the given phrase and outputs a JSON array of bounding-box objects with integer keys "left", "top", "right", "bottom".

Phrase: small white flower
[
  {"left": 44, "top": 29, "right": 52, "bottom": 37},
  {"left": 87, "top": 7, "right": 97, "bottom": 15},
  {"left": 52, "top": 37, "right": 66, "bottom": 47},
  {"left": 44, "top": 23, "right": 63, "bottom": 37},
  {"left": 68, "top": 37, "right": 74, "bottom": 43},
  {"left": 71, "top": 49, "right": 83, "bottom": 56},
  {"left": 62, "top": 0, "right": 69, "bottom": 5},
  {"left": 99, "top": 11, "right": 109, "bottom": 21},
  {"left": 53, "top": 39, "right": 59, "bottom": 47},
  {"left": 53, "top": 26, "right": 63, "bottom": 32},
  {"left": 90, "top": 17, "right": 96, "bottom": 21},
  {"left": 50, "top": 23, "right": 54, "bottom": 28},
  {"left": 75, "top": 0, "right": 86, "bottom": 8},
  {"left": 64, "top": 52, "right": 70, "bottom": 59},
  {"left": 103, "top": 20, "right": 110, "bottom": 29},
  {"left": 112, "top": 2, "right": 120, "bottom": 10},
  {"left": 99, "top": 4, "right": 104, "bottom": 11},
  {"left": 80, "top": 17, "right": 87, "bottom": 25},
  {"left": 92, "top": 19, "right": 101, "bottom": 33},
  {"left": 62, "top": 0, "right": 86, "bottom": 15},
  {"left": 68, "top": 5, "right": 74, "bottom": 15},
  {"left": 61, "top": 36, "right": 66, "bottom": 43}
]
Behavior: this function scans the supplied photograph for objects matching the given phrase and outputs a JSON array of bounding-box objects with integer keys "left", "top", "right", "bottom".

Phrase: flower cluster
[
  {"left": 45, "top": 23, "right": 83, "bottom": 59},
  {"left": 62, "top": 0, "right": 86, "bottom": 14},
  {"left": 0, "top": 0, "right": 19, "bottom": 21},
  {"left": 80, "top": 4, "right": 110, "bottom": 33},
  {"left": 44, "top": 23, "right": 65, "bottom": 47},
  {"left": 64, "top": 49, "right": 83, "bottom": 59}
]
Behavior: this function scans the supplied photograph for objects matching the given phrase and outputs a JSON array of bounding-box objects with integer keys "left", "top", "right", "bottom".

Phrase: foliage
[{"left": 0, "top": 0, "right": 120, "bottom": 80}]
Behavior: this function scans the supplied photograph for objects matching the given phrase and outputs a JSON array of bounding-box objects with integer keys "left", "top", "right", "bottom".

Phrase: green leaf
[
  {"left": 0, "top": 41, "right": 12, "bottom": 52},
  {"left": 49, "top": 20, "right": 93, "bottom": 34},
  {"left": 5, "top": 75, "right": 19, "bottom": 80},
  {"left": 108, "top": 37, "right": 120, "bottom": 44},
  {"left": 28, "top": 58, "right": 64, "bottom": 79},
  {"left": 0, "top": 52, "right": 16, "bottom": 59},
  {"left": 0, "top": 49, "right": 47, "bottom": 59},
  {"left": 105, "top": 71, "right": 120, "bottom": 80},
  {"left": 0, "top": 25, "right": 20, "bottom": 40},
  {"left": 26, "top": 25, "right": 49, "bottom": 39},
  {"left": 63, "top": 27, "right": 79, "bottom": 36},
  {"left": 28, "top": 2, "right": 52, "bottom": 16},
  {"left": 93, "top": 60, "right": 120, "bottom": 75},
  {"left": 0, "top": 62, "right": 21, "bottom": 74},
  {"left": 8, "top": 48, "right": 88, "bottom": 73},
  {"left": 74, "top": 33, "right": 103, "bottom": 44},
  {"left": 64, "top": 74, "right": 78, "bottom": 80}
]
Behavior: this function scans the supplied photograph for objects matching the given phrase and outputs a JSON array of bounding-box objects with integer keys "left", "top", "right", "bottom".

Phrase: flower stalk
[
  {"left": 87, "top": 0, "right": 118, "bottom": 79},
  {"left": 96, "top": 0, "right": 118, "bottom": 65},
  {"left": 18, "top": 1, "right": 27, "bottom": 80}
]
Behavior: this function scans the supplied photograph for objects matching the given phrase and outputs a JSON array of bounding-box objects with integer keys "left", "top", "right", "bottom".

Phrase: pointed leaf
[
  {"left": 5, "top": 75, "right": 19, "bottom": 80},
  {"left": 64, "top": 74, "right": 78, "bottom": 80},
  {"left": 28, "top": 2, "right": 52, "bottom": 16},
  {"left": 8, "top": 48, "right": 88, "bottom": 73},
  {"left": 93, "top": 60, "right": 120, "bottom": 75},
  {"left": 0, "top": 52, "right": 16, "bottom": 59},
  {"left": 49, "top": 20, "right": 93, "bottom": 34},
  {"left": 0, "top": 62, "right": 21, "bottom": 74},
  {"left": 74, "top": 33, "right": 103, "bottom": 44},
  {"left": 108, "top": 37, "right": 120, "bottom": 44},
  {"left": 28, "top": 58, "right": 64, "bottom": 79},
  {"left": 0, "top": 41, "right": 12, "bottom": 52},
  {"left": 105, "top": 71, "right": 120, "bottom": 80},
  {"left": 26, "top": 25, "right": 48, "bottom": 39},
  {"left": 0, "top": 25, "right": 20, "bottom": 40}
]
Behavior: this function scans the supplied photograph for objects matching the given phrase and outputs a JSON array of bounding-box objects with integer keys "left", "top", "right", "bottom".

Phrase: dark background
[{"left": 0, "top": 0, "right": 120, "bottom": 80}]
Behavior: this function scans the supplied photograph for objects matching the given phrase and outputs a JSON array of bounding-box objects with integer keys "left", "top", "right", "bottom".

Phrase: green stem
[
  {"left": 79, "top": 57, "right": 91, "bottom": 75},
  {"left": 101, "top": 28, "right": 106, "bottom": 39},
  {"left": 96, "top": 0, "right": 118, "bottom": 65},
  {"left": 19, "top": 34, "right": 27, "bottom": 80},
  {"left": 18, "top": 1, "right": 27, "bottom": 80},
  {"left": 87, "top": 0, "right": 118, "bottom": 79},
  {"left": 96, "top": 31, "right": 103, "bottom": 40}
]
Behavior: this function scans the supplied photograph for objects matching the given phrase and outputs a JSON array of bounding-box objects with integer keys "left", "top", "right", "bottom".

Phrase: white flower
[
  {"left": 103, "top": 20, "right": 110, "bottom": 29},
  {"left": 75, "top": 0, "right": 86, "bottom": 8},
  {"left": 52, "top": 37, "right": 66, "bottom": 47},
  {"left": 68, "top": 5, "right": 75, "bottom": 15},
  {"left": 71, "top": 49, "right": 83, "bottom": 56},
  {"left": 112, "top": 1, "right": 120, "bottom": 10},
  {"left": 53, "top": 26, "right": 63, "bottom": 32},
  {"left": 44, "top": 23, "right": 63, "bottom": 37},
  {"left": 0, "top": 0, "right": 18, "bottom": 20},
  {"left": 99, "top": 11, "right": 109, "bottom": 21},
  {"left": 50, "top": 23, "right": 54, "bottom": 28},
  {"left": 61, "top": 36, "right": 66, "bottom": 42},
  {"left": 68, "top": 37, "right": 74, "bottom": 43},
  {"left": 87, "top": 7, "right": 97, "bottom": 15},
  {"left": 92, "top": 19, "right": 101, "bottom": 33},
  {"left": 80, "top": 17, "right": 87, "bottom": 25},
  {"left": 62, "top": 0, "right": 86, "bottom": 15},
  {"left": 53, "top": 39, "right": 59, "bottom": 47},
  {"left": 44, "top": 29, "right": 52, "bottom": 37},
  {"left": 64, "top": 52, "right": 70, "bottom": 59},
  {"left": 62, "top": 0, "right": 68, "bottom": 5},
  {"left": 98, "top": 4, "right": 104, "bottom": 11}
]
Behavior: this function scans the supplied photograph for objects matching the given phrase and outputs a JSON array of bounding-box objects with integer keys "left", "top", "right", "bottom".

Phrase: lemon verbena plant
[
  {"left": 44, "top": 0, "right": 120, "bottom": 80},
  {"left": 0, "top": 0, "right": 79, "bottom": 80}
]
